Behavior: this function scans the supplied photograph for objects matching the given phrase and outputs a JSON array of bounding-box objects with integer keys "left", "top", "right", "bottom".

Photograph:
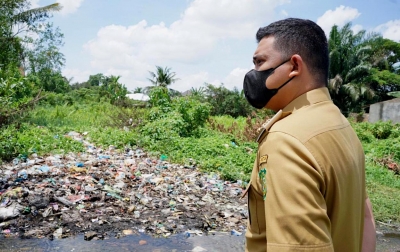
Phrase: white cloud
[
  {"left": 172, "top": 71, "right": 211, "bottom": 92},
  {"left": 80, "top": 0, "right": 289, "bottom": 90},
  {"left": 375, "top": 20, "right": 400, "bottom": 42},
  {"left": 351, "top": 24, "right": 363, "bottom": 34},
  {"left": 63, "top": 68, "right": 92, "bottom": 83},
  {"left": 223, "top": 67, "right": 250, "bottom": 90},
  {"left": 170, "top": 67, "right": 250, "bottom": 93},
  {"left": 317, "top": 5, "right": 361, "bottom": 34},
  {"left": 58, "top": 0, "right": 84, "bottom": 16}
]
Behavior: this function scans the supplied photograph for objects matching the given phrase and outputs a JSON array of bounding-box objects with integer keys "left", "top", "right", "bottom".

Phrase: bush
[
  {"left": 174, "top": 97, "right": 211, "bottom": 137},
  {"left": 205, "top": 83, "right": 254, "bottom": 118},
  {"left": 144, "top": 88, "right": 211, "bottom": 140},
  {"left": 0, "top": 123, "right": 84, "bottom": 161},
  {"left": 141, "top": 111, "right": 184, "bottom": 141},
  {"left": 371, "top": 121, "right": 393, "bottom": 139},
  {"left": 0, "top": 72, "right": 40, "bottom": 127}
]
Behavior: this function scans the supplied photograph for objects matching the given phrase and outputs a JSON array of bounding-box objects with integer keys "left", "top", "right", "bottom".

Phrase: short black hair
[{"left": 256, "top": 18, "right": 329, "bottom": 85}]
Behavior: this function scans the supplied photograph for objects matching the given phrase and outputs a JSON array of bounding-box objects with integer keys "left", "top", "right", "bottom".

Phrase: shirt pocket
[{"left": 246, "top": 182, "right": 266, "bottom": 235}]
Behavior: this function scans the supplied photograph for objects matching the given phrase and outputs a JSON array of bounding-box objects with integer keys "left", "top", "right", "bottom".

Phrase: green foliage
[
  {"left": 370, "top": 121, "right": 395, "bottom": 139},
  {"left": 0, "top": 123, "right": 84, "bottom": 161},
  {"left": 141, "top": 111, "right": 184, "bottom": 141},
  {"left": 0, "top": 0, "right": 66, "bottom": 129},
  {"left": 148, "top": 87, "right": 172, "bottom": 109},
  {"left": 147, "top": 66, "right": 179, "bottom": 88},
  {"left": 174, "top": 97, "right": 211, "bottom": 137},
  {"left": 353, "top": 121, "right": 400, "bottom": 161},
  {"left": 144, "top": 88, "right": 211, "bottom": 139},
  {"left": 99, "top": 75, "right": 128, "bottom": 105},
  {"left": 0, "top": 0, "right": 64, "bottom": 79},
  {"left": 205, "top": 83, "right": 254, "bottom": 118},
  {"left": 0, "top": 68, "right": 39, "bottom": 127},
  {"left": 88, "top": 127, "right": 138, "bottom": 150},
  {"left": 354, "top": 120, "right": 399, "bottom": 142},
  {"left": 328, "top": 23, "right": 400, "bottom": 114},
  {"left": 140, "top": 129, "right": 256, "bottom": 181}
]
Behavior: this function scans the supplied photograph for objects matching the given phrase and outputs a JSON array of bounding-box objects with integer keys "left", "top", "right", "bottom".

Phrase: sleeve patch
[{"left": 259, "top": 155, "right": 268, "bottom": 165}]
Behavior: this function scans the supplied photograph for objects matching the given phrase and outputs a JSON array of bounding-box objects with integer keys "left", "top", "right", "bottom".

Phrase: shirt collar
[
  {"left": 256, "top": 87, "right": 331, "bottom": 143},
  {"left": 282, "top": 87, "right": 331, "bottom": 114}
]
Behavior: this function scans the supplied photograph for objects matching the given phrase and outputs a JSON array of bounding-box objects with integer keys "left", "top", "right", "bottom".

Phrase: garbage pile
[{"left": 0, "top": 131, "right": 248, "bottom": 240}]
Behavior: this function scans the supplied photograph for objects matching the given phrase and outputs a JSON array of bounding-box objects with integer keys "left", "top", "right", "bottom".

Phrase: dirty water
[
  {"left": 0, "top": 232, "right": 245, "bottom": 252},
  {"left": 376, "top": 223, "right": 400, "bottom": 252}
]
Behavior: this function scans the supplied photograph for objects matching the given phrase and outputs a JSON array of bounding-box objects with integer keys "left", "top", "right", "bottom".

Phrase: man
[{"left": 242, "top": 18, "right": 376, "bottom": 252}]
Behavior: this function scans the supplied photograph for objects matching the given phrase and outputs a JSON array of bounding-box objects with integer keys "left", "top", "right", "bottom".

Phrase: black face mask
[{"left": 243, "top": 59, "right": 294, "bottom": 109}]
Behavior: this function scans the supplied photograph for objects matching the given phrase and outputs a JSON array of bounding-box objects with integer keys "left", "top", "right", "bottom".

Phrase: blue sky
[{"left": 31, "top": 0, "right": 400, "bottom": 92}]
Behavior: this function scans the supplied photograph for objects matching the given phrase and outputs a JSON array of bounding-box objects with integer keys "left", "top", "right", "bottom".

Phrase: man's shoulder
[{"left": 269, "top": 101, "right": 350, "bottom": 143}]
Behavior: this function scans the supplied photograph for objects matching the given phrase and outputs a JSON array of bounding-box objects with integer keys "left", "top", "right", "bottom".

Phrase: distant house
[
  {"left": 126, "top": 93, "right": 150, "bottom": 101},
  {"left": 369, "top": 98, "right": 400, "bottom": 123}
]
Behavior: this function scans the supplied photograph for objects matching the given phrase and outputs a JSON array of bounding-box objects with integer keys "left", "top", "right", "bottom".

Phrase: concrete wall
[{"left": 369, "top": 99, "right": 400, "bottom": 123}]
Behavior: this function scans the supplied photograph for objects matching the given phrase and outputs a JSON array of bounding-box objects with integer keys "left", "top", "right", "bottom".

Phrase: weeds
[{"left": 208, "top": 112, "right": 267, "bottom": 142}]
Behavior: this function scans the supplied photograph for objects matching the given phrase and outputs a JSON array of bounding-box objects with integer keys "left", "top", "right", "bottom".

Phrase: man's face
[{"left": 252, "top": 36, "right": 292, "bottom": 110}]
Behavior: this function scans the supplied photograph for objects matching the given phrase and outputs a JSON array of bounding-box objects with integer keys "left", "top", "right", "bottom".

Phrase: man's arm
[
  {"left": 261, "top": 132, "right": 334, "bottom": 251},
  {"left": 362, "top": 198, "right": 376, "bottom": 252}
]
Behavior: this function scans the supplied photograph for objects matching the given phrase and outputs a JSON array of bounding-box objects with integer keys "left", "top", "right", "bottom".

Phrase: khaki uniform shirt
[{"left": 245, "top": 87, "right": 365, "bottom": 252}]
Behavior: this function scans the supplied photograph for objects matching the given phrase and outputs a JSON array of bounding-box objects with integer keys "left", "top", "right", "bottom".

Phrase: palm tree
[
  {"left": 145, "top": 66, "right": 181, "bottom": 97},
  {"left": 328, "top": 23, "right": 377, "bottom": 113},
  {"left": 133, "top": 87, "right": 144, "bottom": 93},
  {"left": 147, "top": 66, "right": 179, "bottom": 88},
  {"left": 12, "top": 3, "right": 61, "bottom": 28}
]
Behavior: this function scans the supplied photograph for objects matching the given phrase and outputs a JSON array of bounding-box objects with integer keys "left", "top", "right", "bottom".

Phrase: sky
[{"left": 30, "top": 0, "right": 400, "bottom": 92}]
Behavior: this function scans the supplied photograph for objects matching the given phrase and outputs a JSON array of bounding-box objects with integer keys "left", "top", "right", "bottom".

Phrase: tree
[
  {"left": 147, "top": 66, "right": 179, "bottom": 87},
  {"left": 100, "top": 75, "right": 128, "bottom": 104},
  {"left": 328, "top": 24, "right": 378, "bottom": 113},
  {"left": 133, "top": 87, "right": 144, "bottom": 93},
  {"left": 327, "top": 23, "right": 400, "bottom": 114},
  {"left": 205, "top": 83, "right": 253, "bottom": 117},
  {"left": 87, "top": 73, "right": 105, "bottom": 87},
  {"left": 0, "top": 0, "right": 61, "bottom": 69},
  {"left": 146, "top": 66, "right": 181, "bottom": 97}
]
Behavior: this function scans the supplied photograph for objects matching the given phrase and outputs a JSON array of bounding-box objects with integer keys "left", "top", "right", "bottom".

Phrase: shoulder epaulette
[{"left": 256, "top": 110, "right": 283, "bottom": 143}]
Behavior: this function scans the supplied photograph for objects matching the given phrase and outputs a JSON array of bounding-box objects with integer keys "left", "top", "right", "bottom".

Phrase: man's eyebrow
[{"left": 252, "top": 54, "right": 266, "bottom": 64}]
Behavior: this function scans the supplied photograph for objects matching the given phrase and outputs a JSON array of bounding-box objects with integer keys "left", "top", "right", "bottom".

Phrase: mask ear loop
[
  {"left": 276, "top": 76, "right": 295, "bottom": 92},
  {"left": 270, "top": 58, "right": 295, "bottom": 93},
  {"left": 273, "top": 58, "right": 291, "bottom": 70}
]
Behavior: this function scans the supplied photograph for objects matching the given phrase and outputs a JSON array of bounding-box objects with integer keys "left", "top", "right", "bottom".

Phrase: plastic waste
[
  {"left": 76, "top": 162, "right": 84, "bottom": 167},
  {"left": 12, "top": 158, "right": 19, "bottom": 166},
  {"left": 39, "top": 165, "right": 50, "bottom": 173},
  {"left": 231, "top": 229, "right": 242, "bottom": 236},
  {"left": 0, "top": 197, "right": 10, "bottom": 207},
  {"left": 115, "top": 172, "right": 126, "bottom": 180},
  {"left": 53, "top": 196, "right": 73, "bottom": 207},
  {"left": 107, "top": 192, "right": 122, "bottom": 200},
  {"left": 17, "top": 170, "right": 28, "bottom": 180},
  {"left": 98, "top": 155, "right": 110, "bottom": 160},
  {"left": 0, "top": 203, "right": 24, "bottom": 221},
  {"left": 69, "top": 166, "right": 87, "bottom": 173},
  {"left": 160, "top": 154, "right": 168, "bottom": 161},
  {"left": 53, "top": 227, "right": 63, "bottom": 239}
]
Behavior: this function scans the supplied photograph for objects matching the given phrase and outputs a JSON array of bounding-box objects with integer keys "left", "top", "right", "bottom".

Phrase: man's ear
[{"left": 288, "top": 54, "right": 302, "bottom": 78}]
